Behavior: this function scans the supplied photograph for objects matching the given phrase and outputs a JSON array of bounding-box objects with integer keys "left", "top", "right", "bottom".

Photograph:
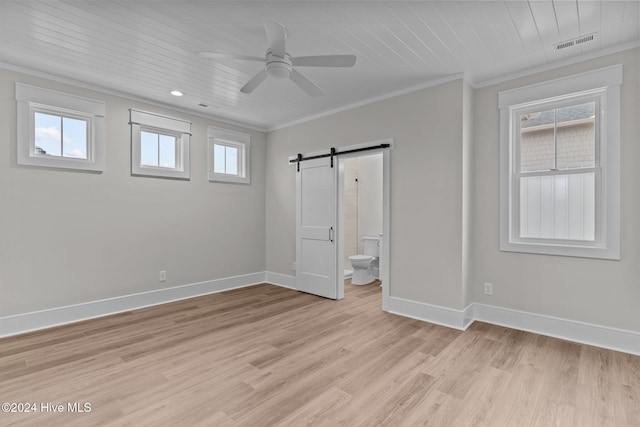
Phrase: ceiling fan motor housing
[{"left": 265, "top": 51, "right": 292, "bottom": 79}]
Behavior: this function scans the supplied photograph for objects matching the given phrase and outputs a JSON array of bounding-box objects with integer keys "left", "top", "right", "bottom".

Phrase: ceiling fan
[{"left": 198, "top": 18, "right": 357, "bottom": 97}]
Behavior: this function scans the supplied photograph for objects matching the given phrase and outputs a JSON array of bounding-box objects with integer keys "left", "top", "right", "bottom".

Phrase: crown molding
[
  {"left": 0, "top": 61, "right": 268, "bottom": 133},
  {"left": 267, "top": 73, "right": 466, "bottom": 132}
]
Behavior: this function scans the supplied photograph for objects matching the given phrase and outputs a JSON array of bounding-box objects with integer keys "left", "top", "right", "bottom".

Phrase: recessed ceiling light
[{"left": 170, "top": 90, "right": 183, "bottom": 97}]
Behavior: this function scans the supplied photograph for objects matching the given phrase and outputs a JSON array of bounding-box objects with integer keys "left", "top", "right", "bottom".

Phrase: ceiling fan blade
[
  {"left": 240, "top": 69, "right": 269, "bottom": 94},
  {"left": 198, "top": 52, "right": 264, "bottom": 62},
  {"left": 290, "top": 69, "right": 324, "bottom": 97},
  {"left": 263, "top": 18, "right": 286, "bottom": 58},
  {"left": 291, "top": 55, "right": 357, "bottom": 67}
]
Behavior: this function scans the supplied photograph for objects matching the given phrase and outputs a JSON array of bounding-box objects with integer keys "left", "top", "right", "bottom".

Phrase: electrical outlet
[
  {"left": 483, "top": 282, "right": 493, "bottom": 296},
  {"left": 292, "top": 262, "right": 296, "bottom": 271},
  {"left": 159, "top": 271, "right": 167, "bottom": 282}
]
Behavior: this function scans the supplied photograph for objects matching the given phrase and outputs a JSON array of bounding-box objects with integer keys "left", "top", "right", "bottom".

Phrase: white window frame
[
  {"left": 16, "top": 83, "right": 105, "bottom": 172},
  {"left": 207, "top": 126, "right": 251, "bottom": 184},
  {"left": 499, "top": 65, "right": 621, "bottom": 260},
  {"left": 130, "top": 109, "right": 191, "bottom": 180}
]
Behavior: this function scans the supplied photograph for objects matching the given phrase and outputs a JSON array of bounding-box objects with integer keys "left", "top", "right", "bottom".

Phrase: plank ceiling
[{"left": 0, "top": 1, "right": 638, "bottom": 130}]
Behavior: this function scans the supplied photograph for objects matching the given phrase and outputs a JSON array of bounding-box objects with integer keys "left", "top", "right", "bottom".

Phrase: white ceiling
[{"left": 1, "top": 1, "right": 638, "bottom": 130}]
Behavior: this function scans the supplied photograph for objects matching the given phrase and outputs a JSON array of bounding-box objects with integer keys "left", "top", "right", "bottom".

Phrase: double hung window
[{"left": 499, "top": 66, "right": 621, "bottom": 259}]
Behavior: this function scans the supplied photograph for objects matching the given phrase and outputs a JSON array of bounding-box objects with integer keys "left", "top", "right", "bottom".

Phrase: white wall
[
  {"left": 0, "top": 68, "right": 266, "bottom": 317},
  {"left": 343, "top": 157, "right": 358, "bottom": 265},
  {"left": 357, "top": 153, "right": 383, "bottom": 251},
  {"left": 462, "top": 80, "right": 474, "bottom": 308},
  {"left": 265, "top": 48, "right": 639, "bottom": 336},
  {"left": 4, "top": 47, "right": 637, "bottom": 340},
  {"left": 472, "top": 48, "right": 640, "bottom": 331},
  {"left": 266, "top": 78, "right": 470, "bottom": 309}
]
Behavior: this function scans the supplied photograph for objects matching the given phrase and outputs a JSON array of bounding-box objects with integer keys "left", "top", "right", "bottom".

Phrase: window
[
  {"left": 34, "top": 112, "right": 88, "bottom": 159},
  {"left": 130, "top": 109, "right": 190, "bottom": 180},
  {"left": 518, "top": 98, "right": 598, "bottom": 241},
  {"left": 214, "top": 143, "right": 240, "bottom": 175},
  {"left": 208, "top": 126, "right": 250, "bottom": 184},
  {"left": 16, "top": 83, "right": 105, "bottom": 172},
  {"left": 141, "top": 131, "right": 177, "bottom": 168},
  {"left": 499, "top": 65, "right": 621, "bottom": 259}
]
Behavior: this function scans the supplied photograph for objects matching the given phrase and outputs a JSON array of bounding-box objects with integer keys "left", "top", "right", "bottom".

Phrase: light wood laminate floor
[{"left": 1, "top": 281, "right": 639, "bottom": 426}]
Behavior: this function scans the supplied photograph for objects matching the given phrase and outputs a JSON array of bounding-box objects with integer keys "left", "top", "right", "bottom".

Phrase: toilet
[{"left": 348, "top": 236, "right": 380, "bottom": 285}]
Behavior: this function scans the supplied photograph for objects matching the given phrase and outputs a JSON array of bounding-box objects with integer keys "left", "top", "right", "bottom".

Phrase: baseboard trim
[
  {"left": 472, "top": 303, "right": 640, "bottom": 356},
  {"left": 4, "top": 273, "right": 637, "bottom": 356},
  {"left": 386, "top": 296, "right": 640, "bottom": 356},
  {"left": 264, "top": 271, "right": 297, "bottom": 289},
  {"left": 388, "top": 297, "right": 473, "bottom": 331},
  {"left": 0, "top": 272, "right": 266, "bottom": 339}
]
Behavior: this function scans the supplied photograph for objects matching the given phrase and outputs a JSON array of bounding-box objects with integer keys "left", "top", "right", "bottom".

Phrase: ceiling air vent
[
  {"left": 556, "top": 40, "right": 575, "bottom": 50},
  {"left": 575, "top": 33, "right": 595, "bottom": 45},
  {"left": 555, "top": 32, "right": 598, "bottom": 51}
]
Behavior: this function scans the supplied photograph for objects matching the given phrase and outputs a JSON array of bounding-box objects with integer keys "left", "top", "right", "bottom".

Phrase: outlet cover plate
[{"left": 484, "top": 282, "right": 493, "bottom": 296}]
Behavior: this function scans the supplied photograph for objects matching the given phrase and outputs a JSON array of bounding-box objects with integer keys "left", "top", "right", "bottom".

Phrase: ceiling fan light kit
[
  {"left": 265, "top": 52, "right": 292, "bottom": 79},
  {"left": 199, "top": 18, "right": 357, "bottom": 97}
]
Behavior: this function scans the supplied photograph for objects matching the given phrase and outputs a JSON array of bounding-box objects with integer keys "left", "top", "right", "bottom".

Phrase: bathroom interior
[{"left": 343, "top": 152, "right": 383, "bottom": 290}]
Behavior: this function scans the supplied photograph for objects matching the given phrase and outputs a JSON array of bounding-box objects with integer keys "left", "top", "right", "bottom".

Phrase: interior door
[{"left": 296, "top": 157, "right": 338, "bottom": 299}]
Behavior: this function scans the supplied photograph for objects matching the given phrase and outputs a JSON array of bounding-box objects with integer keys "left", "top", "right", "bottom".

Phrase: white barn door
[{"left": 296, "top": 157, "right": 338, "bottom": 299}]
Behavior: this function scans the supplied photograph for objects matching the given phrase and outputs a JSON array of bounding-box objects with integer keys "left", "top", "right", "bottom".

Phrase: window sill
[
  {"left": 18, "top": 154, "right": 104, "bottom": 172},
  {"left": 132, "top": 166, "right": 190, "bottom": 180},
  {"left": 500, "top": 240, "right": 620, "bottom": 260},
  {"left": 208, "top": 173, "right": 250, "bottom": 184}
]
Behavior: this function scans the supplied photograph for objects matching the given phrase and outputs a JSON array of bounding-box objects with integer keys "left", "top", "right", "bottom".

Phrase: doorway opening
[
  {"left": 336, "top": 140, "right": 391, "bottom": 310},
  {"left": 339, "top": 152, "right": 383, "bottom": 296},
  {"left": 292, "top": 139, "right": 391, "bottom": 310}
]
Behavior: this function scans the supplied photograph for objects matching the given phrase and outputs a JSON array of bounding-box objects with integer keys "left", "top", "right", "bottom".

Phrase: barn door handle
[{"left": 329, "top": 227, "right": 334, "bottom": 242}]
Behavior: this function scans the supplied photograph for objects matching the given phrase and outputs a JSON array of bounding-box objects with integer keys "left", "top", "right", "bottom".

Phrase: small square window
[
  {"left": 140, "top": 131, "right": 177, "bottom": 168},
  {"left": 208, "top": 127, "right": 250, "bottom": 184},
  {"left": 16, "top": 83, "right": 105, "bottom": 172},
  {"left": 213, "top": 143, "right": 240, "bottom": 175},
  {"left": 130, "top": 109, "right": 190, "bottom": 180},
  {"left": 34, "top": 112, "right": 89, "bottom": 159}
]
